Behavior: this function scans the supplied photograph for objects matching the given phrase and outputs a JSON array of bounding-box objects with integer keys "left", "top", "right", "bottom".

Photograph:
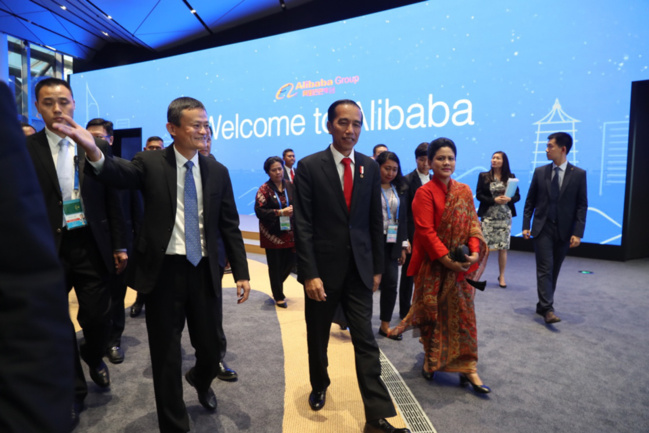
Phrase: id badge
[
  {"left": 386, "top": 223, "right": 398, "bottom": 243},
  {"left": 279, "top": 215, "right": 291, "bottom": 231},
  {"left": 63, "top": 199, "right": 87, "bottom": 230}
]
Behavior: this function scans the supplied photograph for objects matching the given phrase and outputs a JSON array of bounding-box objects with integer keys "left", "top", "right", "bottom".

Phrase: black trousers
[
  {"left": 304, "top": 261, "right": 396, "bottom": 422},
  {"left": 59, "top": 226, "right": 111, "bottom": 402},
  {"left": 378, "top": 242, "right": 399, "bottom": 323},
  {"left": 398, "top": 252, "right": 413, "bottom": 319},
  {"left": 145, "top": 256, "right": 221, "bottom": 433},
  {"left": 107, "top": 273, "right": 127, "bottom": 347},
  {"left": 265, "top": 247, "right": 295, "bottom": 301},
  {"left": 533, "top": 220, "right": 570, "bottom": 314}
]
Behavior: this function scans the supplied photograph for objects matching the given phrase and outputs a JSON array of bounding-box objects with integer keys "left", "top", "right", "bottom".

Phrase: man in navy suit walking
[
  {"left": 294, "top": 99, "right": 410, "bottom": 433},
  {"left": 523, "top": 132, "right": 588, "bottom": 324}
]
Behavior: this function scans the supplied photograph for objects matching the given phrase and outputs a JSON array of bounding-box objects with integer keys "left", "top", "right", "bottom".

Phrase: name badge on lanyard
[
  {"left": 63, "top": 155, "right": 87, "bottom": 230},
  {"left": 382, "top": 185, "right": 399, "bottom": 243},
  {"left": 275, "top": 189, "right": 291, "bottom": 231}
]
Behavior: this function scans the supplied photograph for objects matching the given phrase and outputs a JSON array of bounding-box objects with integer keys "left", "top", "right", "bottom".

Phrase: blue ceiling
[{"left": 0, "top": 0, "right": 312, "bottom": 60}]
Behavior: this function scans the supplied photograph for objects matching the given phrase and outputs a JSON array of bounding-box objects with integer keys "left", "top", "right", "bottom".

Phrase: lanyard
[
  {"left": 381, "top": 184, "right": 399, "bottom": 223},
  {"left": 74, "top": 154, "right": 79, "bottom": 191},
  {"left": 274, "top": 188, "right": 289, "bottom": 209}
]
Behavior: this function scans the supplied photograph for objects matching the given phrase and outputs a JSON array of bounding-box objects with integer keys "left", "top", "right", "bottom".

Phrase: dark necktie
[
  {"left": 549, "top": 166, "right": 560, "bottom": 222},
  {"left": 184, "top": 161, "right": 201, "bottom": 266},
  {"left": 341, "top": 157, "right": 353, "bottom": 212}
]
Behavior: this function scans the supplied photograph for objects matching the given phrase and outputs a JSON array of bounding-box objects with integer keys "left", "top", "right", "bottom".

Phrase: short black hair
[
  {"left": 415, "top": 142, "right": 428, "bottom": 158},
  {"left": 263, "top": 156, "right": 284, "bottom": 174},
  {"left": 167, "top": 97, "right": 205, "bottom": 126},
  {"left": 548, "top": 132, "right": 573, "bottom": 154},
  {"left": 327, "top": 99, "right": 363, "bottom": 124},
  {"left": 428, "top": 137, "right": 457, "bottom": 160},
  {"left": 146, "top": 136, "right": 164, "bottom": 144},
  {"left": 375, "top": 151, "right": 405, "bottom": 188},
  {"left": 373, "top": 144, "right": 388, "bottom": 156},
  {"left": 282, "top": 148, "right": 294, "bottom": 158},
  {"left": 34, "top": 77, "right": 72, "bottom": 101},
  {"left": 21, "top": 122, "right": 36, "bottom": 132},
  {"left": 86, "top": 118, "right": 113, "bottom": 136}
]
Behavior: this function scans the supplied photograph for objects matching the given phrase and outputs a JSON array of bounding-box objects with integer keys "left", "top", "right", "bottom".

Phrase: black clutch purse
[
  {"left": 449, "top": 245, "right": 486, "bottom": 291},
  {"left": 449, "top": 245, "right": 470, "bottom": 262}
]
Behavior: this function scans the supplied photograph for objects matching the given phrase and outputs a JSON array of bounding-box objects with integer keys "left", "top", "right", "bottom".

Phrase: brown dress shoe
[{"left": 544, "top": 311, "right": 561, "bottom": 324}]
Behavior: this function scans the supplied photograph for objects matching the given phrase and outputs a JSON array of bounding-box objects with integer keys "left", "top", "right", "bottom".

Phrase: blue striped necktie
[{"left": 184, "top": 161, "right": 201, "bottom": 266}]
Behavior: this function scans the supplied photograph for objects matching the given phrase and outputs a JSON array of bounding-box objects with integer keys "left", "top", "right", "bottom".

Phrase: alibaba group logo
[{"left": 276, "top": 83, "right": 298, "bottom": 100}]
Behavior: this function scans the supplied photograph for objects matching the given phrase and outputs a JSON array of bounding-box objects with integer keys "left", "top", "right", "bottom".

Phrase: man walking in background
[{"left": 523, "top": 132, "right": 588, "bottom": 324}]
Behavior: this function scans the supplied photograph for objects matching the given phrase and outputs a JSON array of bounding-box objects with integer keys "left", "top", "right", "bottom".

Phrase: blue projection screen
[{"left": 70, "top": 0, "right": 649, "bottom": 246}]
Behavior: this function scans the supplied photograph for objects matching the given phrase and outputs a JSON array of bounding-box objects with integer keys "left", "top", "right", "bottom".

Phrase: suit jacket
[
  {"left": 294, "top": 147, "right": 383, "bottom": 291},
  {"left": 523, "top": 163, "right": 588, "bottom": 241},
  {"left": 384, "top": 183, "right": 409, "bottom": 261},
  {"left": 92, "top": 145, "right": 250, "bottom": 294},
  {"left": 476, "top": 171, "right": 521, "bottom": 218},
  {"left": 0, "top": 82, "right": 73, "bottom": 433},
  {"left": 283, "top": 165, "right": 295, "bottom": 183},
  {"left": 403, "top": 169, "right": 431, "bottom": 242},
  {"left": 25, "top": 129, "right": 124, "bottom": 274}
]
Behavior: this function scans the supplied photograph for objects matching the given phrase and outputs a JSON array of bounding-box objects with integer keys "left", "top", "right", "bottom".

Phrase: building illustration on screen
[{"left": 531, "top": 99, "right": 580, "bottom": 177}]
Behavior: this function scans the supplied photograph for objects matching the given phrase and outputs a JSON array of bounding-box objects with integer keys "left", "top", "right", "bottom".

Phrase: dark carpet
[{"left": 77, "top": 250, "right": 649, "bottom": 432}]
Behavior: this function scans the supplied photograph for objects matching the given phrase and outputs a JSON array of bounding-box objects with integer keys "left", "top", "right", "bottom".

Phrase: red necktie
[
  {"left": 341, "top": 157, "right": 353, "bottom": 211},
  {"left": 290, "top": 168, "right": 294, "bottom": 183}
]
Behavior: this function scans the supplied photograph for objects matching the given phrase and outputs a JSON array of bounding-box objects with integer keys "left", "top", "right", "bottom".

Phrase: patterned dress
[
  {"left": 391, "top": 178, "right": 488, "bottom": 374},
  {"left": 481, "top": 180, "right": 512, "bottom": 250}
]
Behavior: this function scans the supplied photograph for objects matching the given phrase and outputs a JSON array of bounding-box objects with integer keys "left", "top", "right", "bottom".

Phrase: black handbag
[{"left": 449, "top": 245, "right": 486, "bottom": 291}]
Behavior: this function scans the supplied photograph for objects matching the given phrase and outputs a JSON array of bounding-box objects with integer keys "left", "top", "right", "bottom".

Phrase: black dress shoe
[
  {"left": 275, "top": 300, "right": 288, "bottom": 308},
  {"left": 378, "top": 329, "right": 402, "bottom": 341},
  {"left": 185, "top": 369, "right": 217, "bottom": 411},
  {"left": 421, "top": 367, "right": 435, "bottom": 381},
  {"left": 89, "top": 360, "right": 110, "bottom": 388},
  {"left": 106, "top": 346, "right": 124, "bottom": 364},
  {"left": 308, "top": 389, "right": 326, "bottom": 411},
  {"left": 363, "top": 418, "right": 411, "bottom": 433},
  {"left": 130, "top": 301, "right": 143, "bottom": 317},
  {"left": 71, "top": 400, "right": 84, "bottom": 430},
  {"left": 459, "top": 373, "right": 491, "bottom": 394},
  {"left": 216, "top": 361, "right": 238, "bottom": 382}
]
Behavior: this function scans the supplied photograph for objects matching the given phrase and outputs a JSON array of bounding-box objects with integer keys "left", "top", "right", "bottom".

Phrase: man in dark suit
[
  {"left": 282, "top": 148, "right": 296, "bottom": 183},
  {"left": 294, "top": 99, "right": 410, "bottom": 433},
  {"left": 86, "top": 117, "right": 139, "bottom": 365},
  {"left": 398, "top": 142, "right": 431, "bottom": 319},
  {"left": 0, "top": 81, "right": 74, "bottom": 433},
  {"left": 60, "top": 96, "right": 251, "bottom": 433},
  {"left": 523, "top": 132, "right": 588, "bottom": 324},
  {"left": 25, "top": 78, "right": 124, "bottom": 426}
]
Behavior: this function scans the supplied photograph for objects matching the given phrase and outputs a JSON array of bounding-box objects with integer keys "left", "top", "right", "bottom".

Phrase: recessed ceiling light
[
  {"left": 102, "top": 31, "right": 109, "bottom": 36},
  {"left": 191, "top": 9, "right": 196, "bottom": 14},
  {"left": 60, "top": 5, "right": 67, "bottom": 10},
  {"left": 107, "top": 15, "right": 112, "bottom": 19}
]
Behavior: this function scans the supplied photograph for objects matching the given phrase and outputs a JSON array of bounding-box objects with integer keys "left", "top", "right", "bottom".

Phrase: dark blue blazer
[
  {"left": 294, "top": 147, "right": 384, "bottom": 291},
  {"left": 523, "top": 163, "right": 588, "bottom": 241}
]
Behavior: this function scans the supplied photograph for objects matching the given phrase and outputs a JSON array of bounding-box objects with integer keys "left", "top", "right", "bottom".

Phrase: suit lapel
[
  {"left": 34, "top": 131, "right": 61, "bottom": 196},
  {"left": 164, "top": 145, "right": 178, "bottom": 216},
  {"left": 560, "top": 163, "right": 574, "bottom": 197},
  {"left": 199, "top": 154, "right": 211, "bottom": 224},
  {"left": 320, "top": 147, "right": 348, "bottom": 214},
  {"left": 544, "top": 164, "right": 553, "bottom": 195},
  {"left": 77, "top": 144, "right": 86, "bottom": 189}
]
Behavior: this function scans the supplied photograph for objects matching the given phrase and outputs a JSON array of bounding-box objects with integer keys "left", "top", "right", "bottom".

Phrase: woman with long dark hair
[
  {"left": 374, "top": 151, "right": 409, "bottom": 340},
  {"left": 475, "top": 151, "right": 520, "bottom": 288}
]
